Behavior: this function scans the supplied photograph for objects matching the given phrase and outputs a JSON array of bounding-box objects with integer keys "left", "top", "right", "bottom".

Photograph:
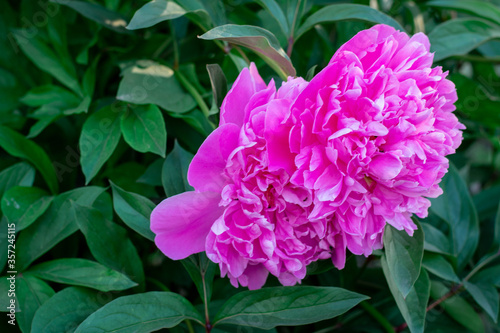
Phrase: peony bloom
[
  {"left": 267, "top": 24, "right": 464, "bottom": 269},
  {"left": 151, "top": 64, "right": 334, "bottom": 289}
]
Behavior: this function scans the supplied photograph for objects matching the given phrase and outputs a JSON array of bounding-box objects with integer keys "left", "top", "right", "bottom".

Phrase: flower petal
[{"left": 151, "top": 191, "right": 223, "bottom": 260}]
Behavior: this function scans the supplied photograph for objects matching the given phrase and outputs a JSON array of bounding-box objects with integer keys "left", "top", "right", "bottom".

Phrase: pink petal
[
  {"left": 188, "top": 123, "right": 240, "bottom": 192},
  {"left": 151, "top": 191, "right": 223, "bottom": 260},
  {"left": 369, "top": 153, "right": 403, "bottom": 180}
]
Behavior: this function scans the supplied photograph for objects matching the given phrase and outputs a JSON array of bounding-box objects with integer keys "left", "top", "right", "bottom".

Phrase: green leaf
[
  {"left": 430, "top": 281, "right": 485, "bottom": 333},
  {"left": 200, "top": 25, "right": 296, "bottom": 79},
  {"left": 74, "top": 292, "right": 204, "bottom": 332},
  {"left": 79, "top": 105, "right": 122, "bottom": 184},
  {"left": 295, "top": 4, "right": 404, "bottom": 41},
  {"left": 0, "top": 276, "right": 19, "bottom": 312},
  {"left": 181, "top": 253, "right": 216, "bottom": 302},
  {"left": 0, "top": 162, "right": 35, "bottom": 199},
  {"left": 28, "top": 258, "right": 138, "bottom": 292},
  {"left": 16, "top": 274, "right": 55, "bottom": 333},
  {"left": 72, "top": 202, "right": 145, "bottom": 287},
  {"left": 383, "top": 220, "right": 424, "bottom": 298},
  {"left": 430, "top": 164, "right": 479, "bottom": 271},
  {"left": 255, "top": 0, "right": 289, "bottom": 36},
  {"left": 162, "top": 141, "right": 194, "bottom": 196},
  {"left": 494, "top": 202, "right": 500, "bottom": 251},
  {"left": 213, "top": 286, "right": 368, "bottom": 329},
  {"left": 207, "top": 64, "right": 227, "bottom": 110},
  {"left": 31, "top": 287, "right": 111, "bottom": 333},
  {"left": 472, "top": 265, "right": 500, "bottom": 288},
  {"left": 11, "top": 29, "right": 81, "bottom": 96},
  {"left": 464, "top": 281, "right": 499, "bottom": 322},
  {"left": 127, "top": 0, "right": 211, "bottom": 31},
  {"left": 422, "top": 253, "right": 460, "bottom": 283},
  {"left": 1, "top": 186, "right": 53, "bottom": 230},
  {"left": 137, "top": 159, "right": 163, "bottom": 187},
  {"left": 51, "top": 0, "right": 129, "bottom": 33},
  {"left": 429, "top": 18, "right": 500, "bottom": 61},
  {"left": 0, "top": 125, "right": 59, "bottom": 194},
  {"left": 428, "top": 0, "right": 500, "bottom": 26},
  {"left": 20, "top": 85, "right": 80, "bottom": 108},
  {"left": 381, "top": 257, "right": 430, "bottom": 333},
  {"left": 120, "top": 104, "right": 166, "bottom": 157},
  {"left": 117, "top": 60, "right": 196, "bottom": 113},
  {"left": 110, "top": 181, "right": 155, "bottom": 241},
  {"left": 16, "top": 186, "right": 105, "bottom": 271},
  {"left": 421, "top": 222, "right": 451, "bottom": 255}
]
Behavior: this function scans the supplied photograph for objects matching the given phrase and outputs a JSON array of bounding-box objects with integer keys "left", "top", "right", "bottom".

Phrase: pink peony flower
[
  {"left": 267, "top": 24, "right": 464, "bottom": 269},
  {"left": 151, "top": 64, "right": 334, "bottom": 289}
]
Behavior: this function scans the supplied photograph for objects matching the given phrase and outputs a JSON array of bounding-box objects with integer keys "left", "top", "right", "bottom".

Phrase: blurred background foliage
[{"left": 0, "top": 0, "right": 499, "bottom": 332}]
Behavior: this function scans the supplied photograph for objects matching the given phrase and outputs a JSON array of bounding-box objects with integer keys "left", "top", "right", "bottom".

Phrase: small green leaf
[
  {"left": 0, "top": 126, "right": 59, "bottom": 194},
  {"left": 16, "top": 274, "right": 55, "bottom": 333},
  {"left": 430, "top": 281, "right": 485, "bottom": 333},
  {"left": 430, "top": 163, "right": 479, "bottom": 271},
  {"left": 383, "top": 220, "right": 424, "bottom": 298},
  {"left": 213, "top": 286, "right": 368, "bottom": 329},
  {"left": 429, "top": 18, "right": 500, "bottom": 61},
  {"left": 51, "top": 0, "right": 129, "bottom": 33},
  {"left": 422, "top": 253, "right": 460, "bottom": 283},
  {"left": 120, "top": 104, "right": 166, "bottom": 157},
  {"left": 137, "top": 159, "right": 163, "bottom": 187},
  {"left": 11, "top": 29, "right": 81, "bottom": 96},
  {"left": 494, "top": 202, "right": 500, "bottom": 251},
  {"left": 428, "top": 0, "right": 500, "bottom": 26},
  {"left": 381, "top": 256, "right": 430, "bottom": 333},
  {"left": 472, "top": 265, "right": 500, "bottom": 288},
  {"left": 31, "top": 287, "right": 111, "bottom": 333},
  {"left": 421, "top": 222, "right": 451, "bottom": 255},
  {"left": 28, "top": 258, "right": 137, "bottom": 291},
  {"left": 127, "top": 0, "right": 211, "bottom": 31},
  {"left": 20, "top": 85, "right": 80, "bottom": 108},
  {"left": 0, "top": 162, "right": 35, "bottom": 199},
  {"left": 110, "top": 181, "right": 155, "bottom": 241},
  {"left": 255, "top": 0, "right": 289, "bottom": 36},
  {"left": 200, "top": 25, "right": 296, "bottom": 79},
  {"left": 74, "top": 292, "right": 204, "bottom": 332},
  {"left": 79, "top": 105, "right": 122, "bottom": 184},
  {"left": 1, "top": 186, "right": 53, "bottom": 230},
  {"left": 16, "top": 187, "right": 106, "bottom": 271},
  {"left": 464, "top": 281, "right": 499, "bottom": 323},
  {"left": 72, "top": 202, "right": 145, "bottom": 287},
  {"left": 206, "top": 64, "right": 227, "bottom": 109},
  {"left": 162, "top": 141, "right": 194, "bottom": 196},
  {"left": 117, "top": 60, "right": 196, "bottom": 113},
  {"left": 295, "top": 4, "right": 404, "bottom": 41}
]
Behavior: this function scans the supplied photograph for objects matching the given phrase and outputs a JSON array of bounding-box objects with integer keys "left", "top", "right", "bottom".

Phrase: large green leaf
[
  {"left": 110, "top": 181, "right": 155, "bottom": 241},
  {"left": 74, "top": 292, "right": 204, "bottom": 332},
  {"left": 494, "top": 202, "right": 500, "bottom": 251},
  {"left": 464, "top": 281, "right": 499, "bottom": 323},
  {"left": 120, "top": 104, "right": 166, "bottom": 157},
  {"left": 31, "top": 287, "right": 110, "bottom": 333},
  {"left": 16, "top": 274, "right": 55, "bottom": 333},
  {"left": 162, "top": 141, "right": 194, "bottom": 196},
  {"left": 213, "top": 286, "right": 368, "bottom": 329},
  {"left": 117, "top": 60, "right": 196, "bottom": 113},
  {"left": 11, "top": 29, "right": 81, "bottom": 96},
  {"left": 471, "top": 265, "right": 500, "bottom": 287},
  {"left": 255, "top": 0, "right": 289, "bottom": 36},
  {"left": 20, "top": 85, "right": 80, "bottom": 108},
  {"left": 428, "top": 0, "right": 500, "bottom": 26},
  {"left": 200, "top": 25, "right": 295, "bottom": 79},
  {"left": 422, "top": 253, "right": 460, "bottom": 283},
  {"left": 0, "top": 162, "right": 35, "bottom": 199},
  {"left": 16, "top": 187, "right": 105, "bottom": 271},
  {"left": 429, "top": 18, "right": 500, "bottom": 61},
  {"left": 79, "top": 105, "right": 122, "bottom": 184},
  {"left": 51, "top": 0, "right": 129, "bottom": 33},
  {"left": 430, "top": 281, "right": 484, "bottom": 333},
  {"left": 28, "top": 258, "right": 137, "bottom": 292},
  {"left": 1, "top": 186, "right": 53, "bottom": 230},
  {"left": 421, "top": 222, "right": 451, "bottom": 255},
  {"left": 381, "top": 257, "right": 430, "bottom": 333},
  {"left": 383, "top": 221, "right": 424, "bottom": 298},
  {"left": 0, "top": 126, "right": 59, "bottom": 194},
  {"left": 295, "top": 4, "right": 404, "bottom": 41},
  {"left": 72, "top": 202, "right": 145, "bottom": 286},
  {"left": 127, "top": 0, "right": 212, "bottom": 31},
  {"left": 429, "top": 164, "right": 479, "bottom": 271}
]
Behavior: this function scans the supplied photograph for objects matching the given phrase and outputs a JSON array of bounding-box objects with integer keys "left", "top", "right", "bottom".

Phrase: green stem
[
  {"left": 175, "top": 70, "right": 211, "bottom": 119},
  {"left": 453, "top": 54, "right": 500, "bottom": 63},
  {"left": 464, "top": 250, "right": 500, "bottom": 282},
  {"left": 201, "top": 269, "right": 211, "bottom": 333},
  {"left": 169, "top": 22, "right": 179, "bottom": 70},
  {"left": 360, "top": 301, "right": 395, "bottom": 333}
]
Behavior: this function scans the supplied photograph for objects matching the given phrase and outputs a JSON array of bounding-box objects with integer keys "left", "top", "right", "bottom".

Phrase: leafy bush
[{"left": 1, "top": 0, "right": 499, "bottom": 332}]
